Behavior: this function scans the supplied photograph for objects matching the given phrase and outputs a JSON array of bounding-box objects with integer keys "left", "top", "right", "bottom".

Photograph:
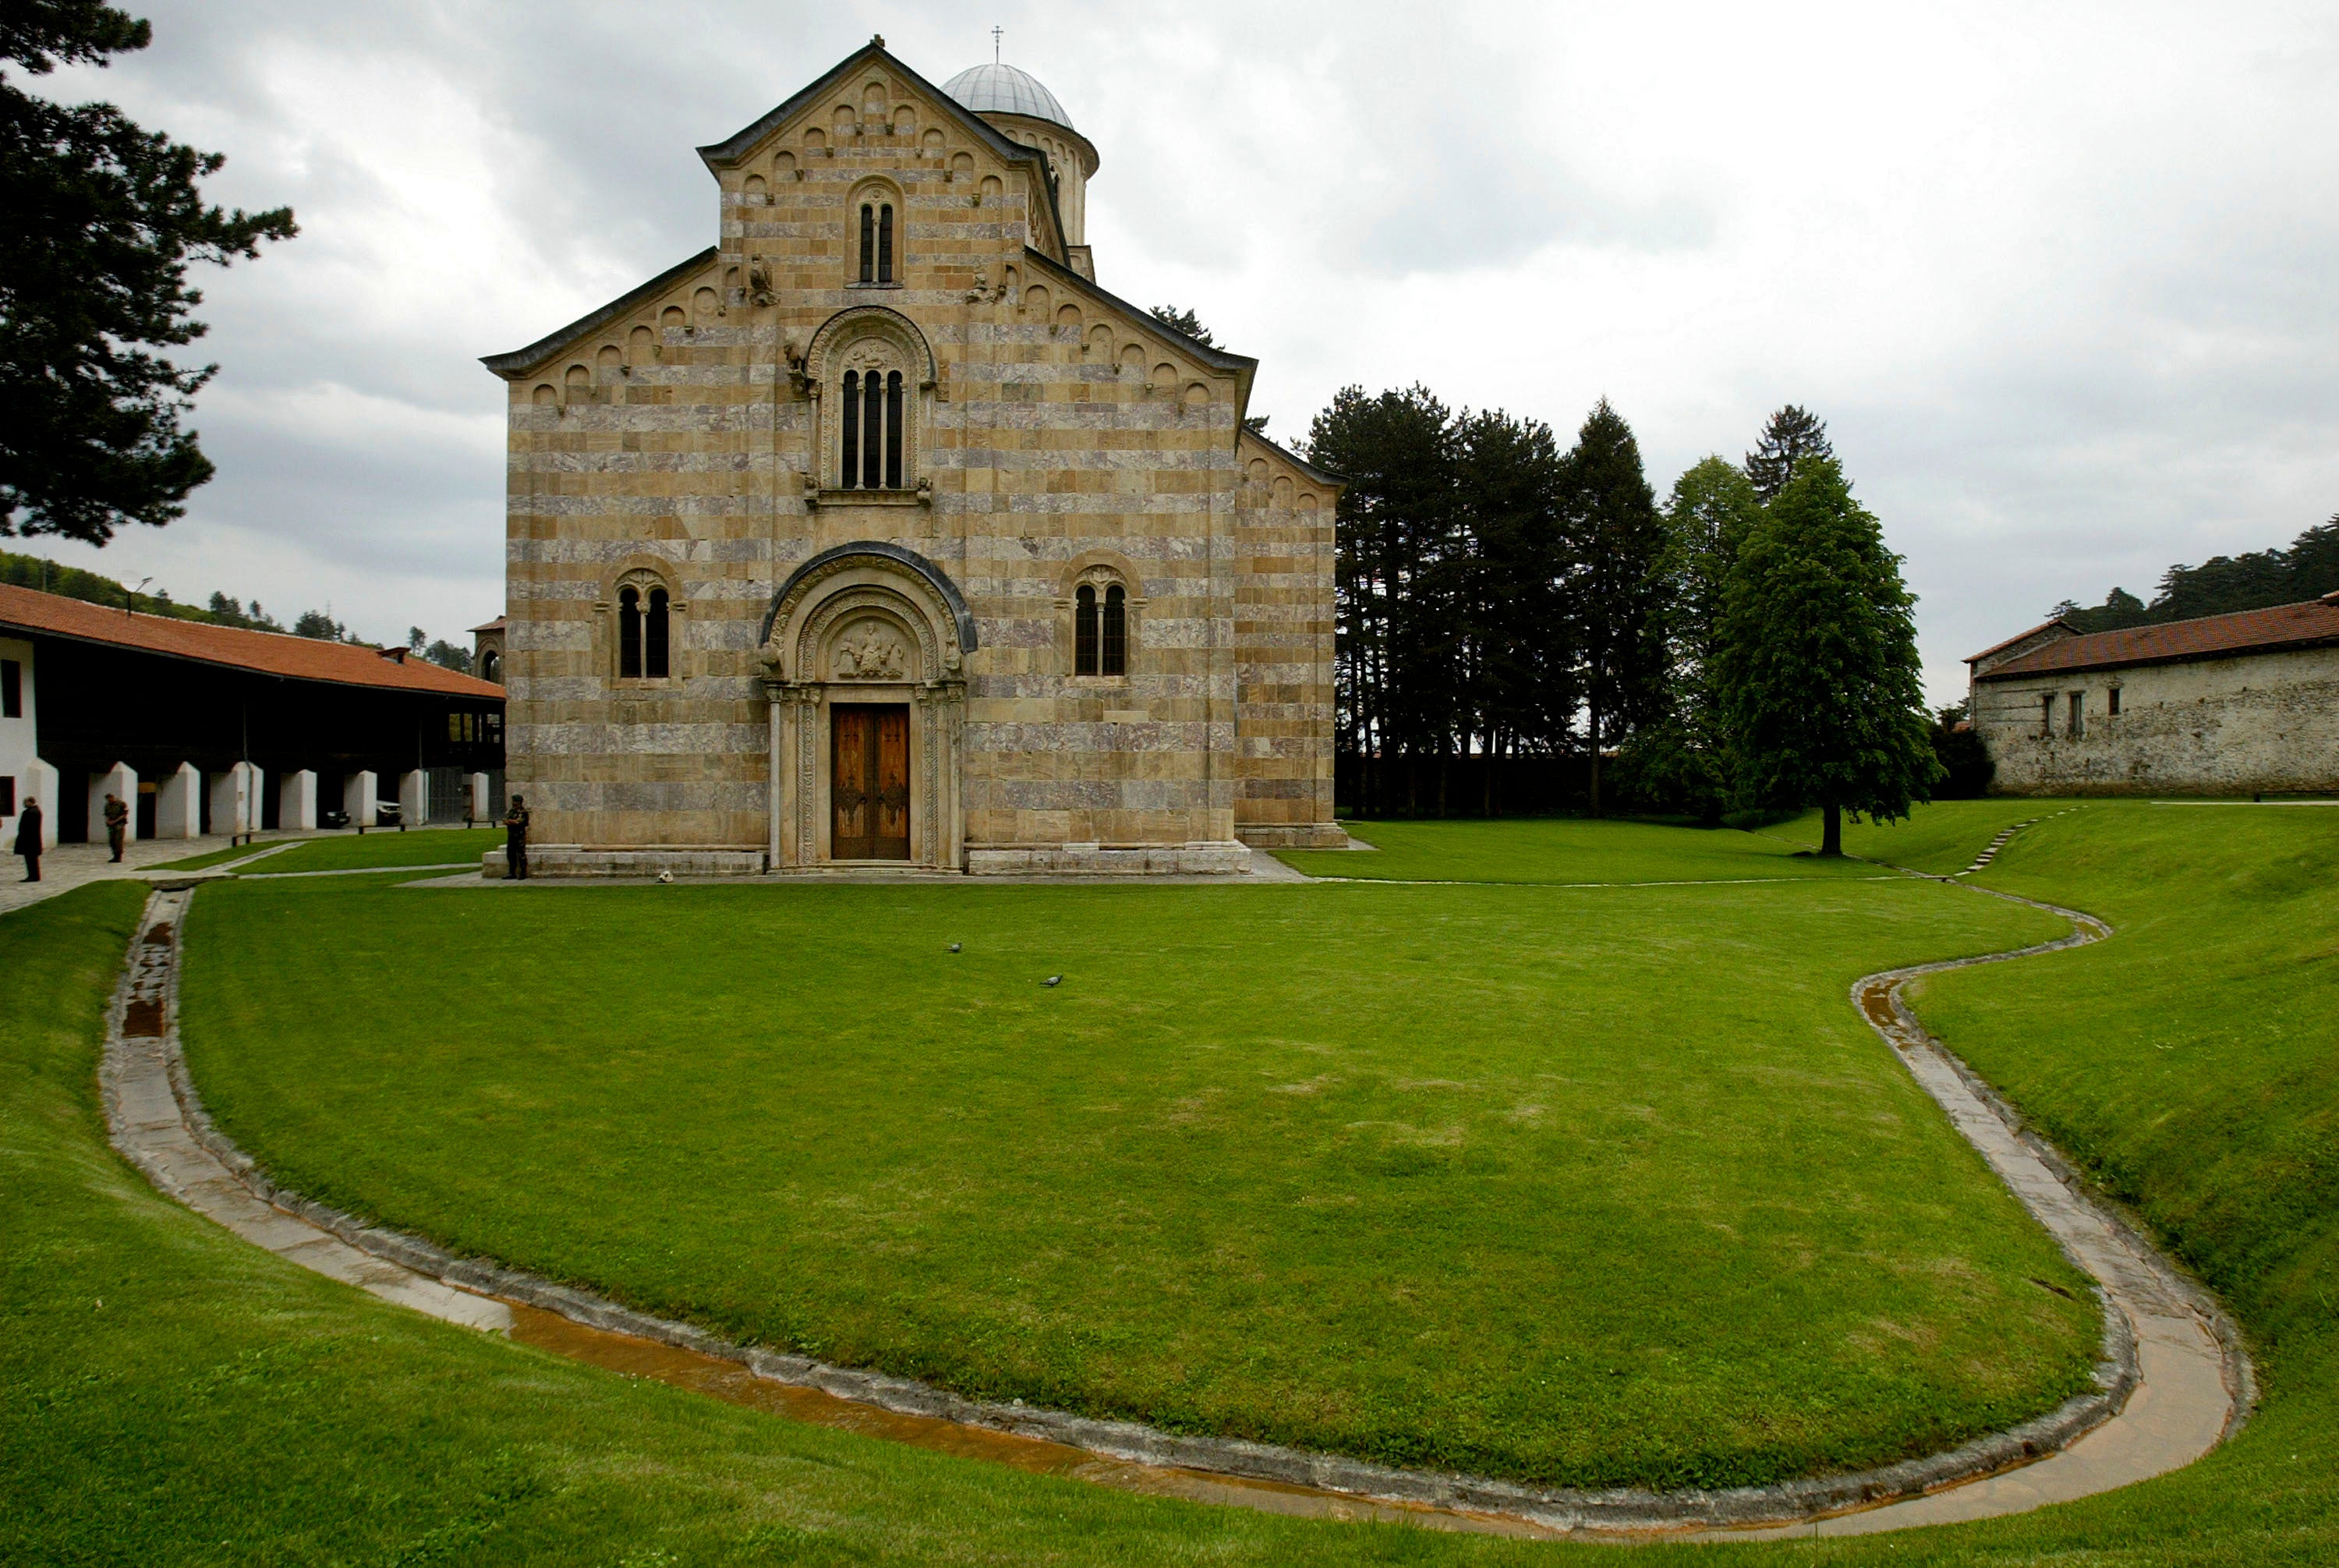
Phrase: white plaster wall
[
  {"left": 1976, "top": 644, "right": 2339, "bottom": 794},
  {"left": 0, "top": 636, "right": 34, "bottom": 845}
]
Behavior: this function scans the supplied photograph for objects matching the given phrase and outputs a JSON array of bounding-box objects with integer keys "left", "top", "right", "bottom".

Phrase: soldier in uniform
[
  {"left": 503, "top": 792, "right": 530, "bottom": 880},
  {"left": 13, "top": 795, "right": 41, "bottom": 882},
  {"left": 104, "top": 791, "right": 129, "bottom": 862}
]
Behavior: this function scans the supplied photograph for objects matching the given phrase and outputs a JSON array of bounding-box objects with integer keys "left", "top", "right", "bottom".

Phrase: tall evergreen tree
[
  {"left": 1743, "top": 404, "right": 1833, "bottom": 504},
  {"left": 0, "top": 2, "right": 295, "bottom": 546},
  {"left": 1620, "top": 456, "right": 1762, "bottom": 819},
  {"left": 1453, "top": 407, "right": 1573, "bottom": 808},
  {"left": 1559, "top": 400, "right": 1667, "bottom": 816},
  {"left": 1714, "top": 455, "right": 1937, "bottom": 855},
  {"left": 1308, "top": 385, "right": 1462, "bottom": 814}
]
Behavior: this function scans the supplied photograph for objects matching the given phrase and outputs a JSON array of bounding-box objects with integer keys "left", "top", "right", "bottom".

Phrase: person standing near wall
[
  {"left": 103, "top": 792, "right": 128, "bottom": 862},
  {"left": 503, "top": 792, "right": 529, "bottom": 881},
  {"left": 13, "top": 796, "right": 41, "bottom": 882}
]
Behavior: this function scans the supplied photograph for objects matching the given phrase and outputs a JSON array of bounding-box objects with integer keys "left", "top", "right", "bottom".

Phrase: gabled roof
[
  {"left": 695, "top": 40, "right": 1069, "bottom": 253},
  {"left": 1976, "top": 596, "right": 2339, "bottom": 679},
  {"left": 1018, "top": 246, "right": 1254, "bottom": 377},
  {"left": 469, "top": 615, "right": 507, "bottom": 634},
  {"left": 1964, "top": 618, "right": 2075, "bottom": 664},
  {"left": 0, "top": 582, "right": 505, "bottom": 699},
  {"left": 482, "top": 246, "right": 717, "bottom": 381},
  {"left": 1240, "top": 426, "right": 1348, "bottom": 491}
]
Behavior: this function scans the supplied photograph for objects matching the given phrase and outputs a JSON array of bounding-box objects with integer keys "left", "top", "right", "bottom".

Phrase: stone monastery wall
[
  {"left": 488, "top": 43, "right": 1342, "bottom": 872},
  {"left": 1975, "top": 645, "right": 2339, "bottom": 795}
]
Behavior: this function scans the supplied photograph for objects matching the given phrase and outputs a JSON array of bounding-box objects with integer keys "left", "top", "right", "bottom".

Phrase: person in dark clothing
[
  {"left": 13, "top": 796, "right": 41, "bottom": 882},
  {"left": 503, "top": 793, "right": 530, "bottom": 881},
  {"left": 104, "top": 792, "right": 129, "bottom": 862}
]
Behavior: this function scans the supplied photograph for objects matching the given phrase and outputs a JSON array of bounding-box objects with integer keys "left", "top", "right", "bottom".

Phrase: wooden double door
[{"left": 831, "top": 703, "right": 910, "bottom": 859}]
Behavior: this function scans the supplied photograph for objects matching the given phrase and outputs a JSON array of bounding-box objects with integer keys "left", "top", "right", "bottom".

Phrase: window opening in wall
[
  {"left": 646, "top": 588, "right": 671, "bottom": 678},
  {"left": 884, "top": 372, "right": 903, "bottom": 487},
  {"left": 1075, "top": 584, "right": 1099, "bottom": 675},
  {"left": 841, "top": 370, "right": 862, "bottom": 484},
  {"left": 481, "top": 648, "right": 501, "bottom": 683},
  {"left": 879, "top": 204, "right": 894, "bottom": 281},
  {"left": 857, "top": 203, "right": 897, "bottom": 284},
  {"left": 619, "top": 587, "right": 643, "bottom": 678},
  {"left": 2068, "top": 691, "right": 2084, "bottom": 738},
  {"left": 862, "top": 370, "right": 883, "bottom": 487},
  {"left": 2040, "top": 692, "right": 2054, "bottom": 737},
  {"left": 0, "top": 777, "right": 14, "bottom": 817},
  {"left": 1102, "top": 584, "right": 1127, "bottom": 676},
  {"left": 858, "top": 204, "right": 875, "bottom": 284},
  {"left": 1, "top": 658, "right": 19, "bottom": 718},
  {"left": 2108, "top": 685, "right": 2121, "bottom": 717}
]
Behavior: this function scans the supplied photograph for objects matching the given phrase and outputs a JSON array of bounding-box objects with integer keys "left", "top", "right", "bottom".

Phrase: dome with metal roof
[{"left": 941, "top": 62, "right": 1073, "bottom": 131}]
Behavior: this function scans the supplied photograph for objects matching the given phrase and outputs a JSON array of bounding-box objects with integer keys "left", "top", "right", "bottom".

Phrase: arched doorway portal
[{"left": 759, "top": 543, "right": 972, "bottom": 869}]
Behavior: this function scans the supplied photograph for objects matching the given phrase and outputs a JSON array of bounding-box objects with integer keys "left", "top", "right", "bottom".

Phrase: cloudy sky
[{"left": 26, "top": 1, "right": 2339, "bottom": 699}]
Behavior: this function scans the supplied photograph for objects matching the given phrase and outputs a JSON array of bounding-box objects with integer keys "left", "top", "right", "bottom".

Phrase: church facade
[{"left": 483, "top": 40, "right": 1344, "bottom": 876}]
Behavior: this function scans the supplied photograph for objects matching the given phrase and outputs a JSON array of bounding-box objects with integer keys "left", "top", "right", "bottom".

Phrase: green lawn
[
  {"left": 11, "top": 807, "right": 2339, "bottom": 1562},
  {"left": 151, "top": 837, "right": 296, "bottom": 870},
  {"left": 247, "top": 826, "right": 500, "bottom": 873},
  {"left": 1770, "top": 800, "right": 2079, "bottom": 876},
  {"left": 174, "top": 867, "right": 2090, "bottom": 1492},
  {"left": 1279, "top": 816, "right": 1885, "bottom": 883}
]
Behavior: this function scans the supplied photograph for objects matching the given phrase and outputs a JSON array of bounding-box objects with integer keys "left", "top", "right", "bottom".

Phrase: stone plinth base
[
  {"left": 1236, "top": 823, "right": 1351, "bottom": 850},
  {"left": 483, "top": 848, "right": 765, "bottom": 880},
  {"left": 966, "top": 841, "right": 1253, "bottom": 876}
]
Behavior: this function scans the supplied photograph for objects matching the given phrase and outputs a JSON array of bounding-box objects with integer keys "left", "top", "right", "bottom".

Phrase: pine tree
[
  {"left": 1145, "top": 305, "right": 1216, "bottom": 348},
  {"left": 1743, "top": 405, "right": 1834, "bottom": 504},
  {"left": 1619, "top": 456, "right": 1762, "bottom": 819},
  {"left": 0, "top": 3, "right": 295, "bottom": 546},
  {"left": 1560, "top": 400, "right": 1668, "bottom": 816},
  {"left": 1714, "top": 456, "right": 1938, "bottom": 855}
]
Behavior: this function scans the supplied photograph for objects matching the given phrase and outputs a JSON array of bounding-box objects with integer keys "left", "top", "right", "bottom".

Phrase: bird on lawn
[
  {"left": 948, "top": 942, "right": 961, "bottom": 953},
  {"left": 1044, "top": 975, "right": 1062, "bottom": 987}
]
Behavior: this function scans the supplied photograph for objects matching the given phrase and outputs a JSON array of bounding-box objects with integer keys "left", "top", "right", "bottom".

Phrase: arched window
[
  {"left": 1075, "top": 585, "right": 1099, "bottom": 675},
  {"left": 1102, "top": 585, "right": 1127, "bottom": 676},
  {"left": 858, "top": 201, "right": 896, "bottom": 284},
  {"left": 480, "top": 648, "right": 501, "bottom": 684},
  {"left": 618, "top": 586, "right": 642, "bottom": 678},
  {"left": 862, "top": 370, "right": 883, "bottom": 487},
  {"left": 841, "top": 370, "right": 862, "bottom": 485},
  {"left": 646, "top": 587, "right": 671, "bottom": 678},
  {"left": 885, "top": 371, "right": 903, "bottom": 487}
]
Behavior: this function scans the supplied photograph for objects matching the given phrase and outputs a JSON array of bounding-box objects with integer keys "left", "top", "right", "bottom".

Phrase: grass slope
[
  {"left": 1279, "top": 816, "right": 1885, "bottom": 883},
  {"left": 175, "top": 869, "right": 2090, "bottom": 1491},
  {"left": 9, "top": 811, "right": 2339, "bottom": 1561},
  {"left": 1768, "top": 800, "right": 2077, "bottom": 876}
]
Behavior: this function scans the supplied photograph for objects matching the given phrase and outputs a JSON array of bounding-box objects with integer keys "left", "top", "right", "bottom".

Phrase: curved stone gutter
[{"left": 100, "top": 860, "right": 2248, "bottom": 1539}]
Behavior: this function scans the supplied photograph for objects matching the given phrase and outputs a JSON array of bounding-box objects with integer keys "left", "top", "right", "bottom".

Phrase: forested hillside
[{"left": 2052, "top": 516, "right": 2339, "bottom": 631}]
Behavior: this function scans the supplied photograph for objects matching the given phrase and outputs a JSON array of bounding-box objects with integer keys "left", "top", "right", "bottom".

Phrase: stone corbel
[
  {"left": 916, "top": 476, "right": 935, "bottom": 508},
  {"left": 801, "top": 470, "right": 820, "bottom": 508}
]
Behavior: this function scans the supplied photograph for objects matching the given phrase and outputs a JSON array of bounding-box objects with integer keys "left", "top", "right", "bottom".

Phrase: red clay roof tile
[
  {"left": 1978, "top": 598, "right": 2339, "bottom": 679},
  {"left": 0, "top": 582, "right": 505, "bottom": 699}
]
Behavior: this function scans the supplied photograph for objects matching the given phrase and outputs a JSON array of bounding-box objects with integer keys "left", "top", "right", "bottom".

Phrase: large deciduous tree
[
  {"left": 1743, "top": 404, "right": 1833, "bottom": 504},
  {"left": 1560, "top": 399, "right": 1667, "bottom": 816},
  {"left": 0, "top": 2, "right": 295, "bottom": 546},
  {"left": 1715, "top": 455, "right": 1938, "bottom": 855}
]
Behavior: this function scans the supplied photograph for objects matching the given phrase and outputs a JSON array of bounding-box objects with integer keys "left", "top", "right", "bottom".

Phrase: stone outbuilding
[
  {"left": 1968, "top": 594, "right": 2339, "bottom": 794},
  {"left": 481, "top": 40, "right": 1345, "bottom": 877}
]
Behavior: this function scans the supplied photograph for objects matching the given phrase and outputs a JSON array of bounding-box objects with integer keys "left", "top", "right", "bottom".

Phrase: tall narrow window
[
  {"left": 1102, "top": 585, "right": 1127, "bottom": 675},
  {"left": 1075, "top": 585, "right": 1099, "bottom": 675},
  {"left": 619, "top": 586, "right": 642, "bottom": 678},
  {"left": 841, "top": 370, "right": 862, "bottom": 487},
  {"left": 862, "top": 371, "right": 883, "bottom": 488},
  {"left": 646, "top": 588, "right": 671, "bottom": 678},
  {"left": 878, "top": 204, "right": 895, "bottom": 282},
  {"left": 2107, "top": 685, "right": 2121, "bottom": 717},
  {"left": 2039, "top": 692, "right": 2054, "bottom": 737},
  {"left": 858, "top": 204, "right": 875, "bottom": 284},
  {"left": 1, "top": 658, "right": 19, "bottom": 718},
  {"left": 884, "top": 372, "right": 904, "bottom": 487},
  {"left": 2068, "top": 691, "right": 2084, "bottom": 738}
]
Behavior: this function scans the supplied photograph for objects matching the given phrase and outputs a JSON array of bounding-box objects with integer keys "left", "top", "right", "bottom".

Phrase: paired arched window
[
  {"left": 618, "top": 585, "right": 671, "bottom": 679},
  {"left": 479, "top": 648, "right": 501, "bottom": 684},
  {"left": 840, "top": 369, "right": 905, "bottom": 489},
  {"left": 858, "top": 201, "right": 895, "bottom": 284},
  {"left": 1074, "top": 583, "right": 1127, "bottom": 677}
]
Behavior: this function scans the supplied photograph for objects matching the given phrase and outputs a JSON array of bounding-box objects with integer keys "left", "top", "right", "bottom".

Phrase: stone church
[{"left": 483, "top": 39, "right": 1345, "bottom": 876}]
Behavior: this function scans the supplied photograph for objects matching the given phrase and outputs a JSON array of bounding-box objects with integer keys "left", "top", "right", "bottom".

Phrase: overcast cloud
[{"left": 23, "top": 0, "right": 2339, "bottom": 700}]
